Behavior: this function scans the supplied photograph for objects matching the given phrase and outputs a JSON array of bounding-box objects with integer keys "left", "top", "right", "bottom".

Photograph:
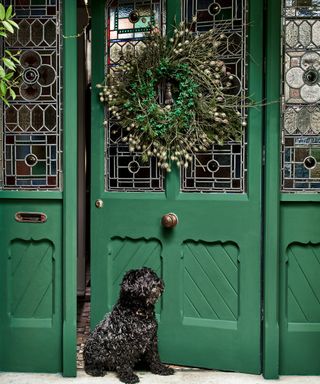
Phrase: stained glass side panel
[
  {"left": 105, "top": 0, "right": 164, "bottom": 191},
  {"left": 181, "top": 0, "right": 247, "bottom": 193},
  {"left": 282, "top": 0, "right": 320, "bottom": 191},
  {"left": 0, "top": 0, "right": 62, "bottom": 190}
]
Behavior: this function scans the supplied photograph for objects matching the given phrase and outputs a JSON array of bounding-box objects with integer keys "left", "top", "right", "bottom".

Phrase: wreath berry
[{"left": 98, "top": 21, "right": 246, "bottom": 172}]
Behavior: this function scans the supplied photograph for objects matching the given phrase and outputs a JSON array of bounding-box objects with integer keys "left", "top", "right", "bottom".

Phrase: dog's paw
[
  {"left": 119, "top": 372, "right": 140, "bottom": 384},
  {"left": 84, "top": 367, "right": 106, "bottom": 377},
  {"left": 151, "top": 363, "right": 174, "bottom": 376}
]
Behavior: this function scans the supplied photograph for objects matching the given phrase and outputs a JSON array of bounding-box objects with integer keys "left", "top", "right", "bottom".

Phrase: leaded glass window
[
  {"left": 181, "top": 0, "right": 247, "bottom": 192},
  {"left": 105, "top": 0, "right": 246, "bottom": 193},
  {"left": 282, "top": 0, "right": 320, "bottom": 191},
  {"left": 105, "top": 0, "right": 165, "bottom": 191},
  {"left": 0, "top": 0, "right": 62, "bottom": 190}
]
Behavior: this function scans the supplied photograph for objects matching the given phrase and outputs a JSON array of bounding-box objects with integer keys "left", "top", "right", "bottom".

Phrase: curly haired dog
[{"left": 84, "top": 267, "right": 174, "bottom": 383}]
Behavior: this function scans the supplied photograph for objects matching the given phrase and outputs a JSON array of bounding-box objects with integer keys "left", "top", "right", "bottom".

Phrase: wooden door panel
[
  {"left": 0, "top": 201, "right": 62, "bottom": 372},
  {"left": 280, "top": 205, "right": 320, "bottom": 374}
]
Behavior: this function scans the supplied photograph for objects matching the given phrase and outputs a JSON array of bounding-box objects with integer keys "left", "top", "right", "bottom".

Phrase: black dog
[{"left": 84, "top": 267, "right": 174, "bottom": 383}]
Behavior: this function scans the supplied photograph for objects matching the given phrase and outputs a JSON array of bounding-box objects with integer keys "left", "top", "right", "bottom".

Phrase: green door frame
[
  {"left": 263, "top": 0, "right": 281, "bottom": 379},
  {"left": 62, "top": 0, "right": 78, "bottom": 377}
]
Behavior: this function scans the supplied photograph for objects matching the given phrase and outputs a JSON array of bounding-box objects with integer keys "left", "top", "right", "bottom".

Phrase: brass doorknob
[
  {"left": 95, "top": 199, "right": 104, "bottom": 208},
  {"left": 161, "top": 213, "right": 178, "bottom": 228}
]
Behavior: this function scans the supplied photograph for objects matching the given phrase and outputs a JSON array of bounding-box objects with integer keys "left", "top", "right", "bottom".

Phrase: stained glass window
[
  {"left": 105, "top": 0, "right": 246, "bottom": 192},
  {"left": 181, "top": 0, "right": 247, "bottom": 193},
  {"left": 282, "top": 0, "right": 320, "bottom": 191},
  {"left": 0, "top": 0, "right": 62, "bottom": 190},
  {"left": 105, "top": 0, "right": 165, "bottom": 191}
]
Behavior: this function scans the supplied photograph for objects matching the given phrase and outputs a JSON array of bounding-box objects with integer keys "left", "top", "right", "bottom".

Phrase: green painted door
[
  {"left": 91, "top": 0, "right": 263, "bottom": 373},
  {"left": 264, "top": 0, "right": 320, "bottom": 377},
  {"left": 0, "top": 1, "right": 77, "bottom": 375},
  {"left": 0, "top": 201, "right": 63, "bottom": 372}
]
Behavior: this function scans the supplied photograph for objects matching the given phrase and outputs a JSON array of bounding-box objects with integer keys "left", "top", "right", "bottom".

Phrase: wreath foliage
[
  {"left": 99, "top": 22, "right": 246, "bottom": 171},
  {"left": 0, "top": 4, "right": 20, "bottom": 105}
]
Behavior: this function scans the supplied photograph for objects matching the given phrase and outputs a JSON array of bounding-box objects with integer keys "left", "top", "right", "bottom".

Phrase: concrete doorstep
[{"left": 0, "top": 369, "right": 319, "bottom": 384}]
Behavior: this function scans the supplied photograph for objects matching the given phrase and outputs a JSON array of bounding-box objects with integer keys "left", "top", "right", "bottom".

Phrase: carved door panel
[{"left": 91, "top": 0, "right": 263, "bottom": 373}]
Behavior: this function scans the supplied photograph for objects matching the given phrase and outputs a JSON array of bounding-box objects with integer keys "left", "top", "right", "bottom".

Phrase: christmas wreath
[{"left": 98, "top": 21, "right": 246, "bottom": 172}]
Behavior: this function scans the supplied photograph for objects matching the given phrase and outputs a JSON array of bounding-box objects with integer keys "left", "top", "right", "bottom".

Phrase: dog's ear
[{"left": 120, "top": 269, "right": 138, "bottom": 296}]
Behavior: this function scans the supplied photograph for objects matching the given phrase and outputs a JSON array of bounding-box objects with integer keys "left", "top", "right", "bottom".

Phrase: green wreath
[{"left": 99, "top": 22, "right": 246, "bottom": 172}]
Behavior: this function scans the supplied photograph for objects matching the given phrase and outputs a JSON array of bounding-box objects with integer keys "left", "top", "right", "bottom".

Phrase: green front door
[{"left": 91, "top": 0, "right": 263, "bottom": 373}]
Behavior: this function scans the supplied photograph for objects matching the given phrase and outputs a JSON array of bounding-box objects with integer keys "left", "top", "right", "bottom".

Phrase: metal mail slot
[{"left": 15, "top": 212, "right": 47, "bottom": 223}]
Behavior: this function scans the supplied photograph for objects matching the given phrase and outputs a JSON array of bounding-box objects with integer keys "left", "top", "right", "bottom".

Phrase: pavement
[{"left": 0, "top": 369, "right": 319, "bottom": 384}]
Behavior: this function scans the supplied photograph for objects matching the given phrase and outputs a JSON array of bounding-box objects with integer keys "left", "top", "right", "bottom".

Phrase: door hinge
[{"left": 262, "top": 145, "right": 266, "bottom": 166}]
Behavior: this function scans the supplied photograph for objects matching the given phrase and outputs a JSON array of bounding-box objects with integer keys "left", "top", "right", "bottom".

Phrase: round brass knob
[
  {"left": 95, "top": 199, "right": 104, "bottom": 208},
  {"left": 161, "top": 213, "right": 178, "bottom": 228}
]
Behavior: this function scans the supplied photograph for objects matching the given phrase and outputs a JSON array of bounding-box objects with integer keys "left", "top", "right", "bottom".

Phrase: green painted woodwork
[
  {"left": 107, "top": 237, "right": 162, "bottom": 314},
  {"left": 279, "top": 204, "right": 320, "bottom": 375},
  {"left": 0, "top": 200, "right": 62, "bottom": 372},
  {"left": 167, "top": 0, "right": 180, "bottom": 34},
  {"left": 62, "top": 0, "right": 78, "bottom": 377},
  {"left": 182, "top": 241, "right": 239, "bottom": 321},
  {"left": 90, "top": 0, "right": 105, "bottom": 201},
  {"left": 286, "top": 243, "right": 320, "bottom": 323},
  {"left": 263, "top": 0, "right": 281, "bottom": 379},
  {"left": 264, "top": 0, "right": 320, "bottom": 377},
  {"left": 91, "top": 0, "right": 263, "bottom": 373},
  {"left": 0, "top": 1, "right": 77, "bottom": 375},
  {"left": 0, "top": 192, "right": 63, "bottom": 200},
  {"left": 9, "top": 239, "right": 55, "bottom": 319}
]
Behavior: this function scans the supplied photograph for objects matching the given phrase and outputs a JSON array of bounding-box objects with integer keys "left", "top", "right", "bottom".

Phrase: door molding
[
  {"left": 91, "top": 0, "right": 105, "bottom": 200},
  {"left": 63, "top": 0, "right": 78, "bottom": 377},
  {"left": 263, "top": 0, "right": 281, "bottom": 379}
]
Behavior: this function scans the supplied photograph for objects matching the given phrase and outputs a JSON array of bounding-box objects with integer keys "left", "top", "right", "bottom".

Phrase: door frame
[
  {"left": 62, "top": 0, "right": 78, "bottom": 377},
  {"left": 263, "top": 0, "right": 281, "bottom": 379}
]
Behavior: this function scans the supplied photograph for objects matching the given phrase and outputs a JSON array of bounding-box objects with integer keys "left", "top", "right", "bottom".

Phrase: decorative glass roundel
[
  {"left": 19, "top": 50, "right": 56, "bottom": 101},
  {"left": 286, "top": 52, "right": 320, "bottom": 103}
]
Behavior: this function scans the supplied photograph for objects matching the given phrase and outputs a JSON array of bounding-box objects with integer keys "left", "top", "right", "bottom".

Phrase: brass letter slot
[{"left": 15, "top": 212, "right": 47, "bottom": 223}]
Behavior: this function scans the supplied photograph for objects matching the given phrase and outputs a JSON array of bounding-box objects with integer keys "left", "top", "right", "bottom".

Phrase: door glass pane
[
  {"left": 181, "top": 0, "right": 247, "bottom": 193},
  {"left": 105, "top": 0, "right": 165, "bottom": 191},
  {"left": 282, "top": 0, "right": 320, "bottom": 191},
  {"left": 0, "top": 0, "right": 62, "bottom": 190}
]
